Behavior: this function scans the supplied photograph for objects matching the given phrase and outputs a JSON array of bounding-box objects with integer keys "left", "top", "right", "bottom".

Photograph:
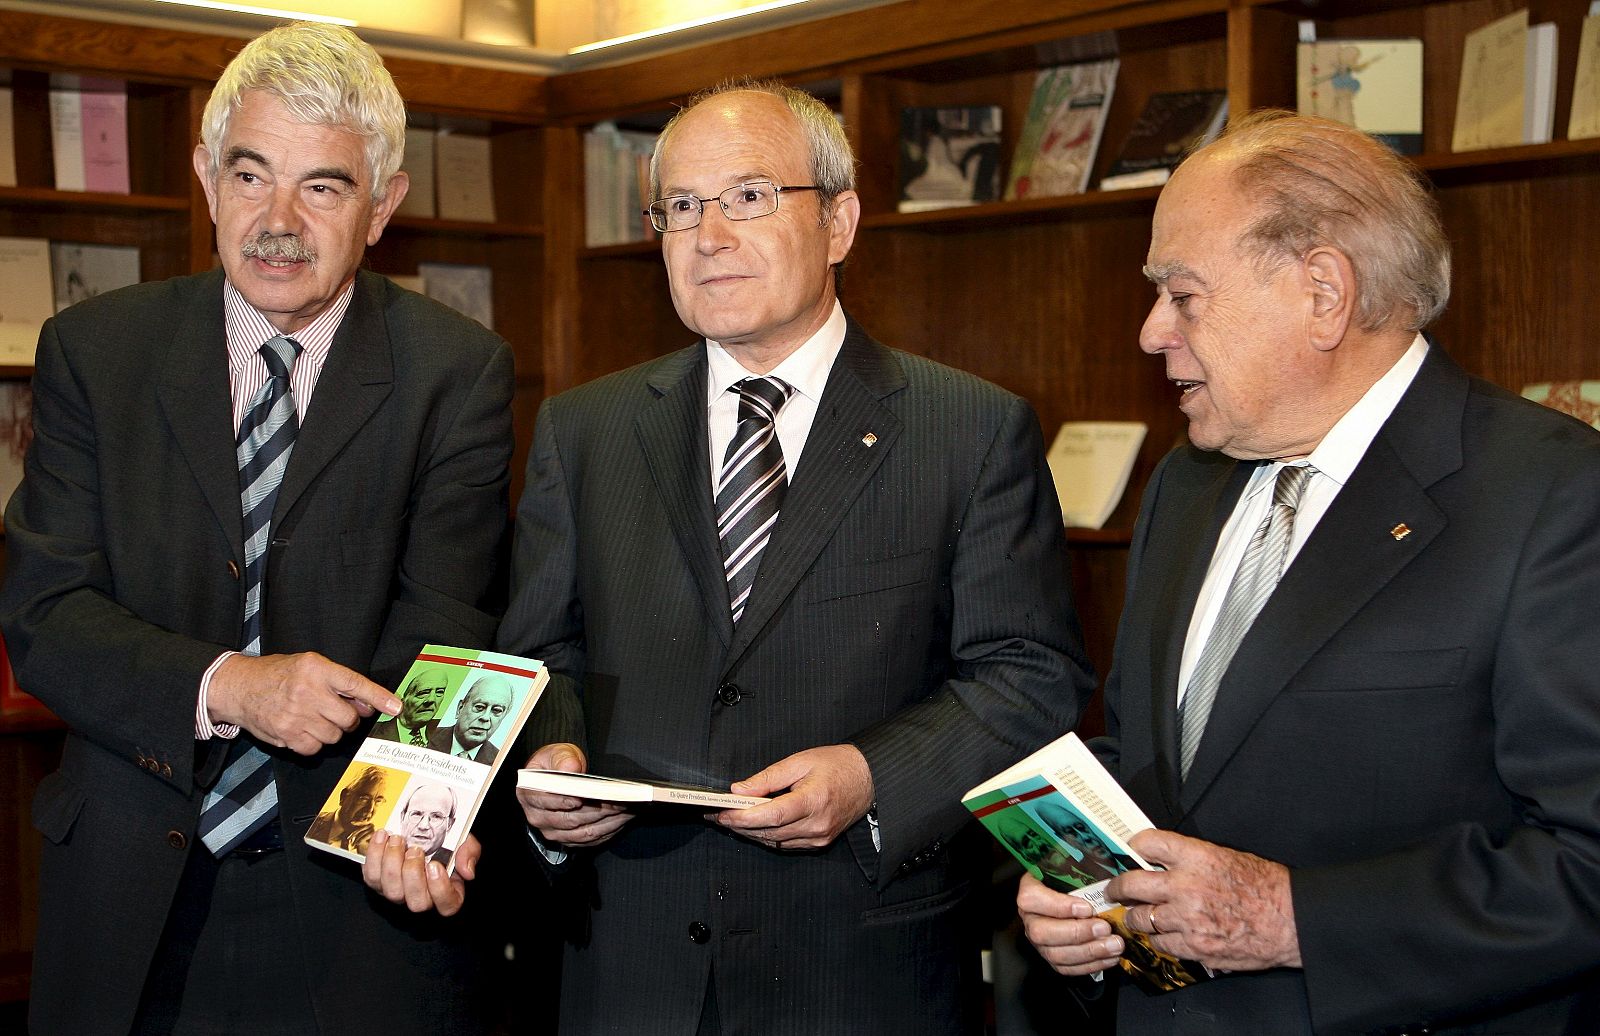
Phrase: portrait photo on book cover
[
  {"left": 307, "top": 762, "right": 406, "bottom": 857},
  {"left": 423, "top": 669, "right": 521, "bottom": 764},
  {"left": 385, "top": 777, "right": 464, "bottom": 868}
]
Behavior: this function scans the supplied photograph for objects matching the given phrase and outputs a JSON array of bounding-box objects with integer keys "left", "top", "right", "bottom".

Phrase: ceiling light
[
  {"left": 151, "top": 0, "right": 356, "bottom": 26},
  {"left": 568, "top": 0, "right": 811, "bottom": 55}
]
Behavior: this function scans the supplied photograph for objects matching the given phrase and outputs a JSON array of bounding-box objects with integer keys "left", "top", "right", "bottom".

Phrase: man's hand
[
  {"left": 515, "top": 742, "right": 633, "bottom": 848},
  {"left": 1017, "top": 873, "right": 1124, "bottom": 977},
  {"left": 717, "top": 744, "right": 873, "bottom": 850},
  {"left": 362, "top": 828, "right": 476, "bottom": 916},
  {"left": 208, "top": 652, "right": 399, "bottom": 755},
  {"left": 1107, "top": 829, "right": 1301, "bottom": 971}
]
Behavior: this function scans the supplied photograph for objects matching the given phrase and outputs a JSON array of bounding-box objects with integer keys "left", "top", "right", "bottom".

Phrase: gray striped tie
[
  {"left": 1178, "top": 464, "right": 1314, "bottom": 779},
  {"left": 716, "top": 377, "right": 792, "bottom": 624},
  {"left": 198, "top": 334, "right": 301, "bottom": 855}
]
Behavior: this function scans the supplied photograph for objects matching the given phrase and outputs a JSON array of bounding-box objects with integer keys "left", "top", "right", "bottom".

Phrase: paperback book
[
  {"left": 964, "top": 731, "right": 1214, "bottom": 993},
  {"left": 50, "top": 242, "right": 140, "bottom": 313},
  {"left": 897, "top": 105, "right": 1002, "bottom": 211},
  {"left": 1099, "top": 91, "right": 1227, "bottom": 191},
  {"left": 1005, "top": 59, "right": 1120, "bottom": 200},
  {"left": 0, "top": 237, "right": 54, "bottom": 364},
  {"left": 305, "top": 645, "right": 548, "bottom": 873},
  {"left": 1297, "top": 39, "right": 1423, "bottom": 155},
  {"left": 1452, "top": 9, "right": 1557, "bottom": 151},
  {"left": 517, "top": 769, "right": 769, "bottom": 810},
  {"left": 1047, "top": 421, "right": 1146, "bottom": 529}
]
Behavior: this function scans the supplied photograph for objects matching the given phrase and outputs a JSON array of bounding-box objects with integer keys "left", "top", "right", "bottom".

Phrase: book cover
[
  {"left": 396, "top": 125, "right": 437, "bottom": 218},
  {"left": 50, "top": 242, "right": 140, "bottom": 313},
  {"left": 78, "top": 79, "right": 130, "bottom": 194},
  {"left": 0, "top": 86, "right": 16, "bottom": 188},
  {"left": 1100, "top": 91, "right": 1228, "bottom": 191},
  {"left": 0, "top": 380, "right": 30, "bottom": 533},
  {"left": 964, "top": 731, "right": 1215, "bottom": 993},
  {"left": 1453, "top": 10, "right": 1530, "bottom": 152},
  {"left": 897, "top": 105, "right": 1002, "bottom": 212},
  {"left": 47, "top": 84, "right": 85, "bottom": 192},
  {"left": 1521, "top": 381, "right": 1600, "bottom": 429},
  {"left": 517, "top": 769, "right": 769, "bottom": 810},
  {"left": 0, "top": 237, "right": 54, "bottom": 364},
  {"left": 434, "top": 131, "right": 495, "bottom": 222},
  {"left": 305, "top": 645, "right": 548, "bottom": 873},
  {"left": 1570, "top": 14, "right": 1600, "bottom": 141},
  {"left": 417, "top": 262, "right": 493, "bottom": 330},
  {"left": 1047, "top": 421, "right": 1146, "bottom": 529},
  {"left": 1524, "top": 22, "right": 1558, "bottom": 145},
  {"left": 584, "top": 122, "right": 658, "bottom": 246},
  {"left": 1004, "top": 59, "right": 1119, "bottom": 200},
  {"left": 1297, "top": 39, "right": 1423, "bottom": 155}
]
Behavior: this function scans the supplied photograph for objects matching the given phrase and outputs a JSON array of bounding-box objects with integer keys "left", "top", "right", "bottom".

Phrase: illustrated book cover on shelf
[
  {"left": 50, "top": 242, "right": 140, "bottom": 313},
  {"left": 434, "top": 130, "right": 495, "bottom": 222},
  {"left": 417, "top": 262, "right": 493, "bottom": 330},
  {"left": 0, "top": 237, "right": 54, "bottom": 365},
  {"left": 1004, "top": 58, "right": 1120, "bottom": 200},
  {"left": 1453, "top": 10, "right": 1557, "bottom": 151},
  {"left": 897, "top": 105, "right": 1002, "bottom": 212},
  {"left": 1047, "top": 421, "right": 1146, "bottom": 529},
  {"left": 517, "top": 770, "right": 770, "bottom": 810},
  {"left": 1570, "top": 10, "right": 1600, "bottom": 141},
  {"left": 964, "top": 731, "right": 1215, "bottom": 993},
  {"left": 1297, "top": 39, "right": 1423, "bottom": 155},
  {"left": 1099, "top": 90, "right": 1228, "bottom": 191},
  {"left": 1522, "top": 381, "right": 1600, "bottom": 429},
  {"left": 305, "top": 645, "right": 548, "bottom": 873}
]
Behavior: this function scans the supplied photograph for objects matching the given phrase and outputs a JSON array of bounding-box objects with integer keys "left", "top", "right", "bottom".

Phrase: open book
[
  {"left": 963, "top": 731, "right": 1214, "bottom": 993},
  {"left": 517, "top": 769, "right": 768, "bottom": 810},
  {"left": 305, "top": 645, "right": 548, "bottom": 874}
]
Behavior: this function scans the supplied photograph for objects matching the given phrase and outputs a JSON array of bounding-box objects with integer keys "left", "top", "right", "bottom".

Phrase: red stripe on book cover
[
  {"left": 969, "top": 783, "right": 1057, "bottom": 818},
  {"left": 415, "top": 652, "right": 543, "bottom": 680}
]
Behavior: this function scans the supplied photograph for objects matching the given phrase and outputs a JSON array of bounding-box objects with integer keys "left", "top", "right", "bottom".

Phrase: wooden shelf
[
  {"left": 579, "top": 239, "right": 662, "bottom": 259},
  {"left": 1414, "top": 137, "right": 1600, "bottom": 184},
  {"left": 861, "top": 186, "right": 1162, "bottom": 231},
  {"left": 0, "top": 367, "right": 34, "bottom": 379},
  {"left": 388, "top": 214, "right": 543, "bottom": 239},
  {"left": 0, "top": 186, "right": 188, "bottom": 213}
]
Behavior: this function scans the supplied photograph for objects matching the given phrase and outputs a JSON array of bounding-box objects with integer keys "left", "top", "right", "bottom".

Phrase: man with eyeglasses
[{"left": 499, "top": 78, "right": 1094, "bottom": 1035}]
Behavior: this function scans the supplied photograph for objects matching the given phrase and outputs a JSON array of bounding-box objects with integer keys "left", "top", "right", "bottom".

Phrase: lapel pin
[
  {"left": 1390, "top": 523, "right": 1411, "bottom": 541},
  {"left": 861, "top": 432, "right": 878, "bottom": 447}
]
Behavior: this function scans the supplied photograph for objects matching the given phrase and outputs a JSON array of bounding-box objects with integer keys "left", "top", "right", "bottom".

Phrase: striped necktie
[
  {"left": 198, "top": 334, "right": 302, "bottom": 856},
  {"left": 1178, "top": 464, "right": 1314, "bottom": 779},
  {"left": 716, "top": 377, "right": 792, "bottom": 624}
]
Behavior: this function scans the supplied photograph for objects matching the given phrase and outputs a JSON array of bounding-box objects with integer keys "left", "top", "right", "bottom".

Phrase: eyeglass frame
[{"left": 642, "top": 180, "right": 824, "bottom": 233}]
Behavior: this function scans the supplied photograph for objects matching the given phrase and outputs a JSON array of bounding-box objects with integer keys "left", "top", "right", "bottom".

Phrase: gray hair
[
  {"left": 199, "top": 21, "right": 407, "bottom": 201},
  {"left": 650, "top": 77, "right": 856, "bottom": 214},
  {"left": 1206, "top": 109, "right": 1450, "bottom": 333}
]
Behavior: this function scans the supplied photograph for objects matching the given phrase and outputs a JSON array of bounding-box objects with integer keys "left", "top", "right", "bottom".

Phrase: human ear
[{"left": 1304, "top": 246, "right": 1354, "bottom": 351}]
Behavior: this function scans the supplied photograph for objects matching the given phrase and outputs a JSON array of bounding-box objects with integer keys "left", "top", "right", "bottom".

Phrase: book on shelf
[
  {"left": 434, "top": 131, "right": 495, "bottom": 222},
  {"left": 1452, "top": 10, "right": 1557, "bottom": 152},
  {"left": 49, "top": 76, "right": 129, "bottom": 194},
  {"left": 1296, "top": 38, "right": 1423, "bottom": 155},
  {"left": 584, "top": 122, "right": 658, "bottom": 247},
  {"left": 517, "top": 769, "right": 769, "bottom": 810},
  {"left": 1521, "top": 381, "right": 1600, "bottom": 429},
  {"left": 0, "top": 381, "right": 31, "bottom": 533},
  {"left": 0, "top": 85, "right": 16, "bottom": 188},
  {"left": 417, "top": 262, "right": 493, "bottom": 330},
  {"left": 963, "top": 731, "right": 1215, "bottom": 994},
  {"left": 0, "top": 237, "right": 54, "bottom": 365},
  {"left": 896, "top": 105, "right": 1002, "bottom": 212},
  {"left": 1047, "top": 421, "right": 1146, "bottom": 529},
  {"left": 396, "top": 125, "right": 437, "bottom": 218},
  {"left": 385, "top": 272, "right": 426, "bottom": 293},
  {"left": 1571, "top": 11, "right": 1600, "bottom": 141},
  {"left": 49, "top": 242, "right": 140, "bottom": 313},
  {"left": 305, "top": 645, "right": 548, "bottom": 873},
  {"left": 1004, "top": 58, "right": 1120, "bottom": 200},
  {"left": 1099, "top": 91, "right": 1228, "bottom": 191}
]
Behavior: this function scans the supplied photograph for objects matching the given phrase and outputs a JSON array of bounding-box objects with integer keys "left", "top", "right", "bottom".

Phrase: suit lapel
[
  {"left": 722, "top": 324, "right": 904, "bottom": 676},
  {"left": 155, "top": 271, "right": 243, "bottom": 565},
  {"left": 275, "top": 272, "right": 394, "bottom": 522},
  {"left": 636, "top": 346, "right": 733, "bottom": 647},
  {"left": 1178, "top": 350, "right": 1466, "bottom": 814}
]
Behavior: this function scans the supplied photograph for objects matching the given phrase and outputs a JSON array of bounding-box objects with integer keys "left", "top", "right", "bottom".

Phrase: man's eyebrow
[
  {"left": 223, "top": 145, "right": 268, "bottom": 169},
  {"left": 303, "top": 166, "right": 360, "bottom": 188},
  {"left": 659, "top": 173, "right": 774, "bottom": 197},
  {"left": 1143, "top": 261, "right": 1205, "bottom": 287}
]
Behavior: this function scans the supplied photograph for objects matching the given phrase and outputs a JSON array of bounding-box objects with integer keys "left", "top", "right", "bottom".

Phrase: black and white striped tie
[
  {"left": 198, "top": 334, "right": 301, "bottom": 856},
  {"left": 716, "top": 377, "right": 792, "bottom": 624}
]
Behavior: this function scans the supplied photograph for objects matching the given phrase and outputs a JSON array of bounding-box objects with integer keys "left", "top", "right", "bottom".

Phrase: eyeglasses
[{"left": 644, "top": 180, "right": 822, "bottom": 233}]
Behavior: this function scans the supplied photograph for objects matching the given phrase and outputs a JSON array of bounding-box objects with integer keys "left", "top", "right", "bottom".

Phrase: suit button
[
  {"left": 227, "top": 559, "right": 240, "bottom": 580},
  {"left": 148, "top": 758, "right": 161, "bottom": 773},
  {"left": 135, "top": 753, "right": 147, "bottom": 767},
  {"left": 160, "top": 763, "right": 173, "bottom": 778},
  {"left": 167, "top": 830, "right": 187, "bottom": 850},
  {"left": 688, "top": 921, "right": 710, "bottom": 944},
  {"left": 716, "top": 683, "right": 741, "bottom": 706}
]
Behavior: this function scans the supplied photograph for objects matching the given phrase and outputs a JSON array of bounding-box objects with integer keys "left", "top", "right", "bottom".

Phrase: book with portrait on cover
[
  {"left": 305, "top": 645, "right": 548, "bottom": 874},
  {"left": 517, "top": 769, "right": 769, "bottom": 810},
  {"left": 964, "top": 731, "right": 1215, "bottom": 993}
]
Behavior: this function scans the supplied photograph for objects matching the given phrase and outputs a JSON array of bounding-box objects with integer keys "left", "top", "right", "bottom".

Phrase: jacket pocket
[
  {"left": 1293, "top": 647, "right": 1467, "bottom": 692},
  {"left": 32, "top": 769, "right": 86, "bottom": 845},
  {"left": 805, "top": 550, "right": 931, "bottom": 604},
  {"left": 861, "top": 880, "right": 969, "bottom": 926}
]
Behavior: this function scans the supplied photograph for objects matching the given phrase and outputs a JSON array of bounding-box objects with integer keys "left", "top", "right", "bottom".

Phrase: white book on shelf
[
  {"left": 48, "top": 84, "right": 86, "bottom": 191},
  {"left": 1046, "top": 421, "right": 1147, "bottom": 529},
  {"left": 1570, "top": 13, "right": 1600, "bottom": 140},
  {"left": 434, "top": 131, "right": 495, "bottom": 222},
  {"left": 0, "top": 237, "right": 55, "bottom": 364},
  {"left": 1452, "top": 9, "right": 1529, "bottom": 152},
  {"left": 49, "top": 242, "right": 140, "bottom": 313},
  {"left": 1524, "top": 21, "right": 1558, "bottom": 144},
  {"left": 418, "top": 262, "right": 493, "bottom": 330},
  {"left": 396, "top": 126, "right": 436, "bottom": 218}
]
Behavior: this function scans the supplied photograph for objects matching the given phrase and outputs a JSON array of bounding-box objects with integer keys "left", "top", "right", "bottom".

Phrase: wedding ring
[{"left": 1149, "top": 905, "right": 1163, "bottom": 934}]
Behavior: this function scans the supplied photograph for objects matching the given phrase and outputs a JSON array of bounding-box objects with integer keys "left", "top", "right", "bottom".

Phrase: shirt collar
[
  {"left": 224, "top": 278, "right": 354, "bottom": 373},
  {"left": 705, "top": 299, "right": 846, "bottom": 408}
]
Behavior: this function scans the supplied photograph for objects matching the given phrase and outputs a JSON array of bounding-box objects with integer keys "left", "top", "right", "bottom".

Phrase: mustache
[{"left": 242, "top": 233, "right": 316, "bottom": 264}]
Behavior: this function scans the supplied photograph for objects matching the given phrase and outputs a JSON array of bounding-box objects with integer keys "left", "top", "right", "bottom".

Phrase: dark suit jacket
[
  {"left": 0, "top": 269, "right": 514, "bottom": 1034},
  {"left": 1100, "top": 347, "right": 1600, "bottom": 1035},
  {"left": 498, "top": 319, "right": 1094, "bottom": 1034},
  {"left": 426, "top": 724, "right": 500, "bottom": 765}
]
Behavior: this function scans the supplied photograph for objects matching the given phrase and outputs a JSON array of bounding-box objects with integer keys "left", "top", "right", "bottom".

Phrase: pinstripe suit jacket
[
  {"left": 1, "top": 269, "right": 514, "bottom": 1034},
  {"left": 499, "top": 317, "right": 1094, "bottom": 1034}
]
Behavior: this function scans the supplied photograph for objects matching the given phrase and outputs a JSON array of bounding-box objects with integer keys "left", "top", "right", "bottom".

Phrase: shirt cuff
[
  {"left": 195, "top": 651, "right": 241, "bottom": 740},
  {"left": 527, "top": 824, "right": 569, "bottom": 866}
]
